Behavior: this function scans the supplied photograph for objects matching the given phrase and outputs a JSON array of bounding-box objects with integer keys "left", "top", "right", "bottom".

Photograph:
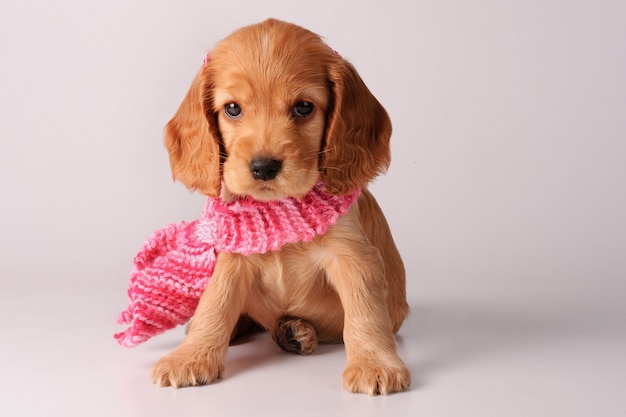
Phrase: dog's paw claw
[
  {"left": 343, "top": 361, "right": 410, "bottom": 395},
  {"left": 151, "top": 348, "right": 223, "bottom": 388}
]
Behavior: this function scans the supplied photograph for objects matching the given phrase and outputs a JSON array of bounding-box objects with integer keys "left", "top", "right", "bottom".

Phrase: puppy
[{"left": 151, "top": 18, "right": 410, "bottom": 395}]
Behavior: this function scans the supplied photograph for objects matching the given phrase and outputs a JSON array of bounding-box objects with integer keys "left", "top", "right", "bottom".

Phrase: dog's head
[{"left": 165, "top": 18, "right": 391, "bottom": 200}]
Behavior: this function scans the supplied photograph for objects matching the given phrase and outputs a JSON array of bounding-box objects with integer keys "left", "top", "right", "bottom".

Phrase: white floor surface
[{"left": 2, "top": 278, "right": 624, "bottom": 417}]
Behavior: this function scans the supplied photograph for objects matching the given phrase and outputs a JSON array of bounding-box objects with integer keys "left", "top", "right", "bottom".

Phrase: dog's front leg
[
  {"left": 151, "top": 253, "right": 254, "bottom": 388},
  {"left": 324, "top": 238, "right": 410, "bottom": 395}
]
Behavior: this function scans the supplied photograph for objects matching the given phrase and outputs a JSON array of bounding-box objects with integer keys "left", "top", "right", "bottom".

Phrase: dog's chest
[{"left": 249, "top": 245, "right": 329, "bottom": 308}]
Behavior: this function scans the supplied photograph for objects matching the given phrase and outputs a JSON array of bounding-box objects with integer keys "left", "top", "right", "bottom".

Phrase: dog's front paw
[
  {"left": 343, "top": 359, "right": 410, "bottom": 395},
  {"left": 151, "top": 346, "right": 224, "bottom": 388}
]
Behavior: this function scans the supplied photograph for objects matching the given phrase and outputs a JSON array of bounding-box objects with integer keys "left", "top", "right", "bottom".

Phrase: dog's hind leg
[{"left": 273, "top": 316, "right": 318, "bottom": 355}]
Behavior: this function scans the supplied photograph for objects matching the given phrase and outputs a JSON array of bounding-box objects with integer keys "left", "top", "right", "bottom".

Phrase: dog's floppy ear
[
  {"left": 320, "top": 57, "right": 392, "bottom": 194},
  {"left": 164, "top": 64, "right": 221, "bottom": 197}
]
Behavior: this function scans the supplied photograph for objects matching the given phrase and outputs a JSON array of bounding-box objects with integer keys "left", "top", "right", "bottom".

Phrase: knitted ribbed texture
[{"left": 115, "top": 183, "right": 359, "bottom": 347}]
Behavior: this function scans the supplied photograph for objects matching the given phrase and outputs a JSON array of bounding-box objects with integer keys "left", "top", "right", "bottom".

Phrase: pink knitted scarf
[{"left": 115, "top": 183, "right": 359, "bottom": 347}]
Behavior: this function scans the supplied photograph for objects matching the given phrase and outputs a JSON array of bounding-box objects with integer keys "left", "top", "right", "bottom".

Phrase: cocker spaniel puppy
[{"left": 151, "top": 18, "right": 410, "bottom": 395}]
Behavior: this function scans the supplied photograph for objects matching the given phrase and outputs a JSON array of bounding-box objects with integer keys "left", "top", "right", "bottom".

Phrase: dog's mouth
[
  {"left": 246, "top": 181, "right": 308, "bottom": 202},
  {"left": 253, "top": 182, "right": 282, "bottom": 200},
  {"left": 222, "top": 174, "right": 318, "bottom": 202}
]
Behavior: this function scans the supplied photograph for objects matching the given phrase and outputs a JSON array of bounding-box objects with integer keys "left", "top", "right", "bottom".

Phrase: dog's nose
[{"left": 250, "top": 157, "right": 282, "bottom": 181}]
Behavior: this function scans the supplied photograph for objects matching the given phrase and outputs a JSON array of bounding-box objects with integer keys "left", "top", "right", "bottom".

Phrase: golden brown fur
[{"left": 152, "top": 19, "right": 410, "bottom": 395}]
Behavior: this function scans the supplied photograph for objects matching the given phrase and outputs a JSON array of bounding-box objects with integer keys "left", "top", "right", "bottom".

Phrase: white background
[{"left": 1, "top": 1, "right": 625, "bottom": 416}]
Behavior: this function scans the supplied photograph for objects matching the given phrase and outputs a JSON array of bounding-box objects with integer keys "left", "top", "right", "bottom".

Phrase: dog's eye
[
  {"left": 224, "top": 102, "right": 242, "bottom": 118},
  {"left": 292, "top": 101, "right": 314, "bottom": 117}
]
